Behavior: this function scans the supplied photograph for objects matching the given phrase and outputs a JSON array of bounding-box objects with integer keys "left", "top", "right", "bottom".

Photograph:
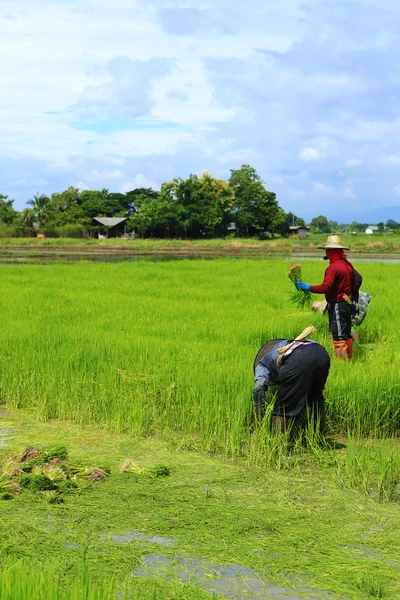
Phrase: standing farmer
[
  {"left": 295, "top": 235, "right": 359, "bottom": 360},
  {"left": 253, "top": 331, "right": 330, "bottom": 438}
]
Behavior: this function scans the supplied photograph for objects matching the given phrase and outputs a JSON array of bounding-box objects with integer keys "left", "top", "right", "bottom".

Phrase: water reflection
[{"left": 0, "top": 251, "right": 399, "bottom": 265}]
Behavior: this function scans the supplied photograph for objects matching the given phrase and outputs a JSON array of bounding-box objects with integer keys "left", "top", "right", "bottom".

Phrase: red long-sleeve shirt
[{"left": 310, "top": 259, "right": 359, "bottom": 304}]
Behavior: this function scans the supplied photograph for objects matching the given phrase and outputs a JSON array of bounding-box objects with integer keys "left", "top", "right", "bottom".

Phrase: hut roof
[{"left": 92, "top": 217, "right": 128, "bottom": 227}]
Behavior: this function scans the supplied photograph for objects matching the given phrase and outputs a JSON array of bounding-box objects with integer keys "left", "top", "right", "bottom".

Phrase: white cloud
[
  {"left": 88, "top": 169, "right": 123, "bottom": 181},
  {"left": 119, "top": 174, "right": 160, "bottom": 193},
  {"left": 384, "top": 155, "right": 400, "bottom": 166},
  {"left": 344, "top": 186, "right": 358, "bottom": 199},
  {"left": 345, "top": 158, "right": 363, "bottom": 168},
  {"left": 72, "top": 181, "right": 89, "bottom": 191},
  {"left": 313, "top": 182, "right": 333, "bottom": 195},
  {"left": 216, "top": 148, "right": 260, "bottom": 165},
  {"left": 299, "top": 147, "right": 320, "bottom": 161},
  {"left": 394, "top": 184, "right": 400, "bottom": 197}
]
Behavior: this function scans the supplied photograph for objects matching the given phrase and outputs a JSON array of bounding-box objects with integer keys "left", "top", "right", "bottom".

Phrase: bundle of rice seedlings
[
  {"left": 43, "top": 446, "right": 68, "bottom": 462},
  {"left": 43, "top": 466, "right": 68, "bottom": 484},
  {"left": 0, "top": 475, "right": 20, "bottom": 496},
  {"left": 146, "top": 464, "right": 170, "bottom": 479},
  {"left": 18, "top": 446, "right": 42, "bottom": 463},
  {"left": 21, "top": 473, "right": 55, "bottom": 492},
  {"left": 287, "top": 263, "right": 313, "bottom": 308},
  {"left": 120, "top": 459, "right": 145, "bottom": 475},
  {"left": 1, "top": 459, "right": 22, "bottom": 480},
  {"left": 120, "top": 460, "right": 170, "bottom": 479},
  {"left": 40, "top": 490, "right": 64, "bottom": 504},
  {"left": 86, "top": 467, "right": 108, "bottom": 483}
]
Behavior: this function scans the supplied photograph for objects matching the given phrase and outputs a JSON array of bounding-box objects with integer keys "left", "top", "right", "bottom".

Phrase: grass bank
[{"left": 0, "top": 234, "right": 400, "bottom": 254}]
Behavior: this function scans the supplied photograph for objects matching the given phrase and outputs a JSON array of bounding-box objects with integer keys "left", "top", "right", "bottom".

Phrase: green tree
[
  {"left": 49, "top": 187, "right": 84, "bottom": 225},
  {"left": 26, "top": 192, "right": 52, "bottom": 229},
  {"left": 0, "top": 194, "right": 17, "bottom": 224},
  {"left": 310, "top": 215, "right": 330, "bottom": 233},
  {"left": 386, "top": 219, "right": 400, "bottom": 230},
  {"left": 286, "top": 212, "right": 306, "bottom": 228},
  {"left": 16, "top": 208, "right": 36, "bottom": 236},
  {"left": 228, "top": 165, "right": 284, "bottom": 237},
  {"left": 377, "top": 221, "right": 384, "bottom": 233}
]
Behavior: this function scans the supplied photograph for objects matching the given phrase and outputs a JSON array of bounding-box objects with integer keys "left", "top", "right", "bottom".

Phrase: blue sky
[{"left": 1, "top": 0, "right": 400, "bottom": 221}]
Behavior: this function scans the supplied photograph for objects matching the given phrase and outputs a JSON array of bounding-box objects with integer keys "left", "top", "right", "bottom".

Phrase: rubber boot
[
  {"left": 271, "top": 415, "right": 295, "bottom": 451},
  {"left": 333, "top": 339, "right": 349, "bottom": 360},
  {"left": 271, "top": 415, "right": 292, "bottom": 434},
  {"left": 345, "top": 337, "right": 353, "bottom": 360}
]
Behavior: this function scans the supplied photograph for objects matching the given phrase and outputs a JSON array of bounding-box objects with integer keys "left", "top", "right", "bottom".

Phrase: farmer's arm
[
  {"left": 309, "top": 266, "right": 335, "bottom": 294},
  {"left": 253, "top": 363, "right": 270, "bottom": 413}
]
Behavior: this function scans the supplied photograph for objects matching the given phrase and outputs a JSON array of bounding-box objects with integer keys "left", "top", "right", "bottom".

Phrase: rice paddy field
[{"left": 1, "top": 257, "right": 400, "bottom": 599}]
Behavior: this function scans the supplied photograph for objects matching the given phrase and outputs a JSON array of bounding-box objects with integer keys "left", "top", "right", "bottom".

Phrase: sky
[{"left": 1, "top": 0, "right": 400, "bottom": 221}]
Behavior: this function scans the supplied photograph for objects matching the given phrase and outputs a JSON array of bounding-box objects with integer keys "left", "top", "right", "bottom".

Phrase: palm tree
[
  {"left": 18, "top": 208, "right": 36, "bottom": 236},
  {"left": 27, "top": 192, "right": 51, "bottom": 229}
]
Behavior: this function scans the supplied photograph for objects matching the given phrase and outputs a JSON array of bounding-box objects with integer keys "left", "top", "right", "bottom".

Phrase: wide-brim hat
[
  {"left": 317, "top": 235, "right": 350, "bottom": 250},
  {"left": 253, "top": 339, "right": 286, "bottom": 373}
]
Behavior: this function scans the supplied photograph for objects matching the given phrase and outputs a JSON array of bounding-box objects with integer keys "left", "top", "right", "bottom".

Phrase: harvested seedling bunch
[
  {"left": 287, "top": 263, "right": 313, "bottom": 308},
  {"left": 0, "top": 445, "right": 110, "bottom": 503},
  {"left": 121, "top": 459, "right": 170, "bottom": 479}
]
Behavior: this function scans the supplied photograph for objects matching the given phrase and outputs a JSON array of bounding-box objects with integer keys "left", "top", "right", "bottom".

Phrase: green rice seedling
[
  {"left": 0, "top": 259, "right": 398, "bottom": 459},
  {"left": 356, "top": 571, "right": 389, "bottom": 599},
  {"left": 287, "top": 263, "right": 313, "bottom": 308}
]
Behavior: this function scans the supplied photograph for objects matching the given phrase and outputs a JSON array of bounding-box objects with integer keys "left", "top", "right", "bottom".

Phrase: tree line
[{"left": 1, "top": 165, "right": 399, "bottom": 238}]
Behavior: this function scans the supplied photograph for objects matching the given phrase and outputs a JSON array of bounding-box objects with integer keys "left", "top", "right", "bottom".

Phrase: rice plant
[{"left": 0, "top": 258, "right": 398, "bottom": 459}]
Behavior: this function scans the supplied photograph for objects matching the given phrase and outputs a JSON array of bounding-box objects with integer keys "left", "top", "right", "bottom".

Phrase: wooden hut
[{"left": 91, "top": 217, "right": 128, "bottom": 239}]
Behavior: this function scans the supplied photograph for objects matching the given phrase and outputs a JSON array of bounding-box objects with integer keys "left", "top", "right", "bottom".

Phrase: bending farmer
[
  {"left": 253, "top": 336, "right": 330, "bottom": 436},
  {"left": 295, "top": 235, "right": 359, "bottom": 360}
]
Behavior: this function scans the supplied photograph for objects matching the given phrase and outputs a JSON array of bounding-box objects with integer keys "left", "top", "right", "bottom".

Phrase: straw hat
[
  {"left": 253, "top": 339, "right": 286, "bottom": 373},
  {"left": 317, "top": 235, "right": 350, "bottom": 250}
]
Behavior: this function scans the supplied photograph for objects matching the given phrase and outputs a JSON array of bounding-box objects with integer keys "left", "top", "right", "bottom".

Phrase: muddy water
[
  {"left": 133, "top": 553, "right": 341, "bottom": 599},
  {"left": 0, "top": 249, "right": 399, "bottom": 264},
  {"left": 0, "top": 408, "right": 14, "bottom": 447}
]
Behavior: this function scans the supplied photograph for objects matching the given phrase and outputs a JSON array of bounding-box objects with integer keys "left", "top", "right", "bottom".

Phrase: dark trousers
[
  {"left": 272, "top": 344, "right": 330, "bottom": 428},
  {"left": 328, "top": 301, "right": 352, "bottom": 340}
]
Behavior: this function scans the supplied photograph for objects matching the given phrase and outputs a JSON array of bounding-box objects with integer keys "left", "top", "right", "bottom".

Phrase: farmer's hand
[
  {"left": 295, "top": 281, "right": 310, "bottom": 292},
  {"left": 253, "top": 378, "right": 267, "bottom": 393}
]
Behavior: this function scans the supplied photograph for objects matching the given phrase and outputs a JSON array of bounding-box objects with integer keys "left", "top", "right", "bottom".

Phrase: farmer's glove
[
  {"left": 295, "top": 281, "right": 310, "bottom": 292},
  {"left": 253, "top": 378, "right": 268, "bottom": 414}
]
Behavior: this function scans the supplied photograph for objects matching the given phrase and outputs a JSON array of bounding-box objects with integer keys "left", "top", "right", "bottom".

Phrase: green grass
[{"left": 1, "top": 413, "right": 400, "bottom": 599}]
